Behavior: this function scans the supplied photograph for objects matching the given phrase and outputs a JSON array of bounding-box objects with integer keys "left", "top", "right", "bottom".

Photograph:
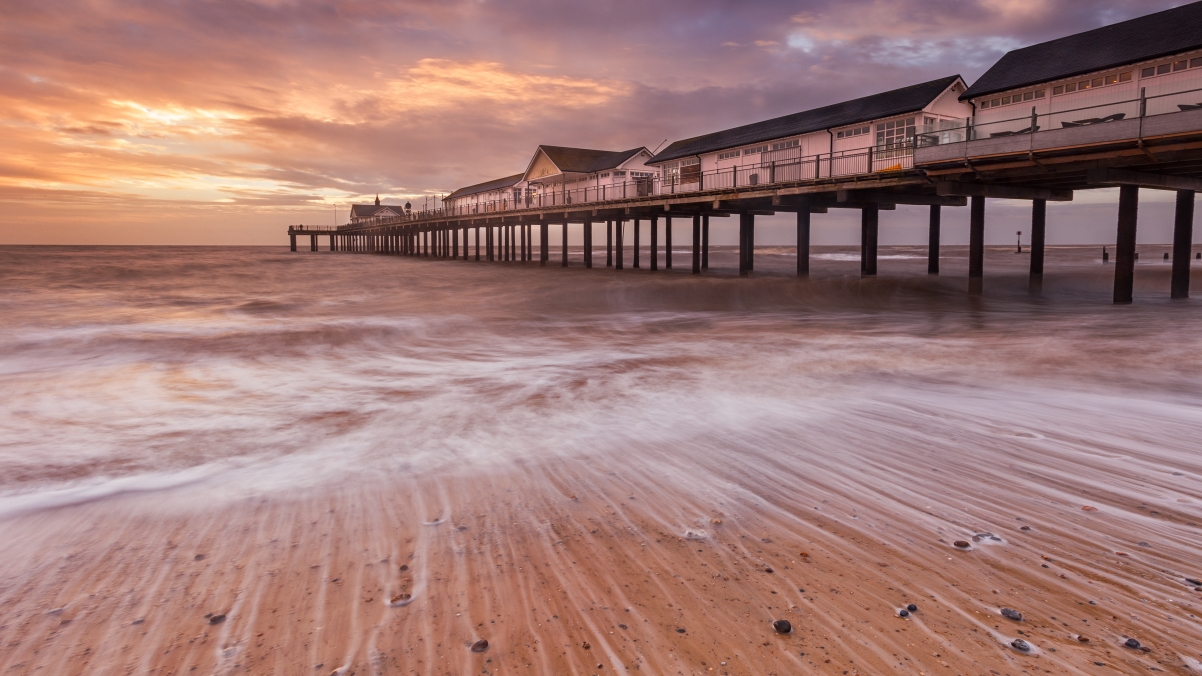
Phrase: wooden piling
[
  {"left": 969, "top": 195, "right": 985, "bottom": 295},
  {"left": 797, "top": 210, "right": 811, "bottom": 277},
  {"left": 606, "top": 220, "right": 613, "bottom": 267},
  {"left": 666, "top": 215, "right": 673, "bottom": 270},
  {"left": 1113, "top": 185, "right": 1139, "bottom": 304},
  {"left": 561, "top": 221, "right": 569, "bottom": 267},
  {"left": 861, "top": 205, "right": 878, "bottom": 277},
  {"left": 633, "top": 219, "right": 641, "bottom": 268},
  {"left": 928, "top": 205, "right": 941, "bottom": 275},
  {"left": 1029, "top": 199, "right": 1046, "bottom": 292},
  {"left": 650, "top": 216, "right": 659, "bottom": 271},
  {"left": 615, "top": 218, "right": 624, "bottom": 270},
  {"left": 738, "top": 212, "right": 752, "bottom": 276},
  {"left": 1172, "top": 190, "right": 1194, "bottom": 299},
  {"left": 692, "top": 213, "right": 701, "bottom": 274},
  {"left": 540, "top": 221, "right": 548, "bottom": 266},
  {"left": 290, "top": 233, "right": 296, "bottom": 252},
  {"left": 584, "top": 220, "right": 593, "bottom": 268},
  {"left": 702, "top": 215, "right": 709, "bottom": 269}
]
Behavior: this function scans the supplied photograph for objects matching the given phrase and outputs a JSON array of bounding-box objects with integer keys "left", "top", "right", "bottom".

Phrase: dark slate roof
[
  {"left": 349, "top": 204, "right": 401, "bottom": 219},
  {"left": 538, "top": 146, "right": 647, "bottom": 174},
  {"left": 445, "top": 173, "right": 524, "bottom": 201},
  {"left": 962, "top": 2, "right": 1202, "bottom": 100},
  {"left": 650, "top": 76, "right": 963, "bottom": 165}
]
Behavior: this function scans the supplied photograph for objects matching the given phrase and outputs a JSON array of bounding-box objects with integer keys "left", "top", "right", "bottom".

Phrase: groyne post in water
[
  {"left": 1029, "top": 199, "right": 1046, "bottom": 293},
  {"left": 1172, "top": 190, "right": 1194, "bottom": 299},
  {"left": 1113, "top": 185, "right": 1140, "bottom": 304},
  {"left": 969, "top": 196, "right": 985, "bottom": 296}
]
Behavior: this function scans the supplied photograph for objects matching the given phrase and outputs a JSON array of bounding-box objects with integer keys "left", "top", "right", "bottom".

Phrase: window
[
  {"left": 630, "top": 171, "right": 654, "bottom": 178},
  {"left": 613, "top": 171, "right": 626, "bottom": 177},
  {"left": 1175, "top": 60, "right": 1189, "bottom": 71},
  {"left": 1052, "top": 72, "right": 1131, "bottom": 95},
  {"left": 743, "top": 145, "right": 768, "bottom": 155},
  {"left": 1193, "top": 57, "right": 1202, "bottom": 68},
  {"left": 717, "top": 150, "right": 740, "bottom": 160},
  {"left": 835, "top": 125, "right": 870, "bottom": 139},
  {"left": 600, "top": 172, "right": 610, "bottom": 178},
  {"left": 1158, "top": 64, "right": 1171, "bottom": 74},
  {"left": 770, "top": 139, "right": 799, "bottom": 151},
  {"left": 876, "top": 117, "right": 916, "bottom": 149}
]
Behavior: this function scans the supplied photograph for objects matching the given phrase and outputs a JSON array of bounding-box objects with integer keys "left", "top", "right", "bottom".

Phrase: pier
[{"left": 288, "top": 4, "right": 1202, "bottom": 304}]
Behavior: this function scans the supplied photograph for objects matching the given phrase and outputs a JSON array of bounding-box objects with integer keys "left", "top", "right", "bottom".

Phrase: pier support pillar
[
  {"left": 797, "top": 210, "right": 811, "bottom": 278},
  {"left": 861, "top": 205, "right": 878, "bottom": 277},
  {"left": 969, "top": 195, "right": 985, "bottom": 295},
  {"left": 1172, "top": 189, "right": 1194, "bottom": 299},
  {"left": 1113, "top": 185, "right": 1139, "bottom": 304},
  {"left": 606, "top": 220, "right": 613, "bottom": 267},
  {"left": 310, "top": 234, "right": 317, "bottom": 251},
  {"left": 1029, "top": 199, "right": 1046, "bottom": 293},
  {"left": 739, "top": 212, "right": 755, "bottom": 277},
  {"left": 666, "top": 216, "right": 673, "bottom": 270},
  {"left": 928, "top": 205, "right": 941, "bottom": 275},
  {"left": 330, "top": 234, "right": 336, "bottom": 252},
  {"left": 650, "top": 216, "right": 659, "bottom": 271},
  {"left": 452, "top": 227, "right": 458, "bottom": 259},
  {"left": 290, "top": 234, "right": 296, "bottom": 252},
  {"left": 702, "top": 215, "right": 709, "bottom": 270},
  {"left": 539, "top": 221, "right": 548, "bottom": 266},
  {"left": 561, "top": 221, "right": 569, "bottom": 267},
  {"left": 692, "top": 213, "right": 701, "bottom": 274},
  {"left": 615, "top": 218, "right": 624, "bottom": 270},
  {"left": 584, "top": 220, "right": 593, "bottom": 268},
  {"left": 633, "top": 219, "right": 641, "bottom": 268}
]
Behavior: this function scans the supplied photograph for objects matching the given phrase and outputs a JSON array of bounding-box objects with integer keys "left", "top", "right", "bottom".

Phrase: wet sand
[{"left": 1, "top": 245, "right": 1201, "bottom": 674}]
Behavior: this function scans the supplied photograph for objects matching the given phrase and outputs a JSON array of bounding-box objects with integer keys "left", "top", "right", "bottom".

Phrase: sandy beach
[{"left": 1, "top": 245, "right": 1201, "bottom": 675}]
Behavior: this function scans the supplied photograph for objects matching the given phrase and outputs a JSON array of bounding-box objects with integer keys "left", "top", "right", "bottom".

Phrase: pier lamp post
[{"left": 1016, "top": 230, "right": 1022, "bottom": 254}]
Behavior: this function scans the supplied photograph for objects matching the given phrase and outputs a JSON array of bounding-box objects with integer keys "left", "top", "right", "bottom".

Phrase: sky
[{"left": 0, "top": 0, "right": 1193, "bottom": 245}]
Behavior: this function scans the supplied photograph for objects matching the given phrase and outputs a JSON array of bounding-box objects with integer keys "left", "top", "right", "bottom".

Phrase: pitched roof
[
  {"left": 962, "top": 2, "right": 1202, "bottom": 100},
  {"left": 445, "top": 173, "right": 524, "bottom": 201},
  {"left": 349, "top": 204, "right": 401, "bottom": 219},
  {"left": 535, "top": 146, "right": 648, "bottom": 175},
  {"left": 649, "top": 76, "right": 963, "bottom": 165}
]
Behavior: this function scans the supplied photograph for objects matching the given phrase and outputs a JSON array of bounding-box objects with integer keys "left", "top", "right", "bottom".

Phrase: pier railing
[{"left": 335, "top": 144, "right": 917, "bottom": 229}]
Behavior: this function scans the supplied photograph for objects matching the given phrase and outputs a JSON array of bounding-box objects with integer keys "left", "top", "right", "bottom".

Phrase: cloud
[{"left": 0, "top": 0, "right": 1188, "bottom": 243}]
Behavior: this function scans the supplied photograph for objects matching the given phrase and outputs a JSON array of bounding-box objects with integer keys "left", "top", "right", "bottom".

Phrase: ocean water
[{"left": 1, "top": 244, "right": 1199, "bottom": 516}]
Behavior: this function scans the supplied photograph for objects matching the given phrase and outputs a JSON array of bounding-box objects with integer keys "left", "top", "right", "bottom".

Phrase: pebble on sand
[
  {"left": 208, "top": 614, "right": 226, "bottom": 625},
  {"left": 1124, "top": 638, "right": 1141, "bottom": 650},
  {"left": 1185, "top": 578, "right": 1202, "bottom": 586},
  {"left": 772, "top": 619, "right": 792, "bottom": 634},
  {"left": 471, "top": 639, "right": 489, "bottom": 653},
  {"left": 1011, "top": 638, "right": 1030, "bottom": 652},
  {"left": 676, "top": 628, "right": 686, "bottom": 634},
  {"left": 390, "top": 593, "right": 412, "bottom": 605},
  {"left": 1081, "top": 505, "right": 1098, "bottom": 512},
  {"left": 764, "top": 568, "right": 774, "bottom": 573},
  {"left": 954, "top": 541, "right": 971, "bottom": 549},
  {"left": 1001, "top": 608, "right": 1023, "bottom": 621},
  {"left": 582, "top": 641, "right": 591, "bottom": 649},
  {"left": 907, "top": 604, "right": 918, "bottom": 612},
  {"left": 898, "top": 609, "right": 909, "bottom": 618},
  {"left": 399, "top": 564, "right": 409, "bottom": 571}
]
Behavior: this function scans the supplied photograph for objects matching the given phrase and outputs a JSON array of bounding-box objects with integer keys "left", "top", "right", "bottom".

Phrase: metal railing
[
  {"left": 916, "top": 82, "right": 1202, "bottom": 146},
  {"left": 334, "top": 145, "right": 917, "bottom": 230}
]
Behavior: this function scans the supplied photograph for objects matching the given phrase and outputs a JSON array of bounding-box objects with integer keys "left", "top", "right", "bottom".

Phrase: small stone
[
  {"left": 390, "top": 593, "right": 412, "bottom": 605},
  {"left": 582, "top": 641, "right": 591, "bottom": 649},
  {"left": 1081, "top": 505, "right": 1098, "bottom": 512},
  {"left": 772, "top": 619, "right": 792, "bottom": 633},
  {"left": 471, "top": 639, "right": 488, "bottom": 653},
  {"left": 1137, "top": 542, "right": 1150, "bottom": 547},
  {"left": 1124, "top": 638, "right": 1141, "bottom": 649},
  {"left": 907, "top": 604, "right": 918, "bottom": 612},
  {"left": 131, "top": 618, "right": 144, "bottom": 625},
  {"left": 954, "top": 541, "right": 971, "bottom": 549},
  {"left": 209, "top": 614, "right": 226, "bottom": 625},
  {"left": 618, "top": 624, "right": 627, "bottom": 630},
  {"left": 1011, "top": 638, "right": 1030, "bottom": 652},
  {"left": 710, "top": 518, "right": 722, "bottom": 524},
  {"left": 676, "top": 628, "right": 686, "bottom": 634},
  {"left": 898, "top": 609, "right": 909, "bottom": 617},
  {"left": 798, "top": 588, "right": 805, "bottom": 593},
  {"left": 764, "top": 568, "right": 774, "bottom": 574},
  {"left": 1185, "top": 578, "right": 1202, "bottom": 586},
  {"left": 457, "top": 525, "right": 467, "bottom": 531},
  {"left": 1020, "top": 526, "right": 1031, "bottom": 531},
  {"left": 399, "top": 564, "right": 409, "bottom": 572},
  {"left": 194, "top": 554, "right": 205, "bottom": 561},
  {"left": 1076, "top": 635, "right": 1090, "bottom": 643},
  {"left": 1001, "top": 608, "right": 1022, "bottom": 621}
]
